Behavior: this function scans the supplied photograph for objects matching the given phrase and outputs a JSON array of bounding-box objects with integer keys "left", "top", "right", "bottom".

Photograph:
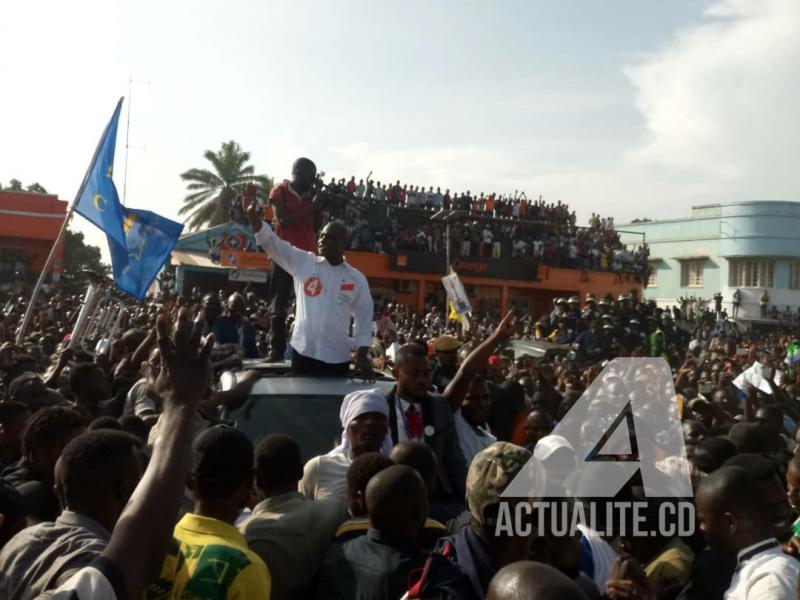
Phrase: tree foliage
[
  {"left": 25, "top": 182, "right": 48, "bottom": 194},
  {"left": 179, "top": 140, "right": 272, "bottom": 230},
  {"left": 0, "top": 180, "right": 48, "bottom": 193},
  {"left": 63, "top": 229, "right": 108, "bottom": 278}
]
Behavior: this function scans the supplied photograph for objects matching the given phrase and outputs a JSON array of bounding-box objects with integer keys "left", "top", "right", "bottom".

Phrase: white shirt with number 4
[{"left": 255, "top": 223, "right": 374, "bottom": 364}]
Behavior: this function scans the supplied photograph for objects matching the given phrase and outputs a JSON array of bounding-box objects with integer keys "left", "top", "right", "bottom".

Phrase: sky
[{"left": 1, "top": 0, "right": 798, "bottom": 258}]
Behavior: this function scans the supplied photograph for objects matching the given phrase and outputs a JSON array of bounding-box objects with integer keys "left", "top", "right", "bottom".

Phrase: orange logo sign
[{"left": 304, "top": 277, "right": 322, "bottom": 297}]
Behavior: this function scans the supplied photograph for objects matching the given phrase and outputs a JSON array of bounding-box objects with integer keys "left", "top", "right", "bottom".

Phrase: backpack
[{"left": 405, "top": 541, "right": 482, "bottom": 600}]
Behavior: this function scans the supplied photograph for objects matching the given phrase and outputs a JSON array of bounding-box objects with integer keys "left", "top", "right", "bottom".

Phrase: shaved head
[
  {"left": 695, "top": 466, "right": 772, "bottom": 554},
  {"left": 366, "top": 464, "right": 428, "bottom": 541},
  {"left": 486, "top": 561, "right": 586, "bottom": 600},
  {"left": 318, "top": 221, "right": 349, "bottom": 264},
  {"left": 389, "top": 441, "right": 438, "bottom": 498}
]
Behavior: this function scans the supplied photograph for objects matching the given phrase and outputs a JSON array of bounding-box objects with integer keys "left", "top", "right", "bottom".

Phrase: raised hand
[
  {"left": 154, "top": 308, "right": 214, "bottom": 408},
  {"left": 245, "top": 198, "right": 262, "bottom": 233},
  {"left": 491, "top": 310, "right": 516, "bottom": 342}
]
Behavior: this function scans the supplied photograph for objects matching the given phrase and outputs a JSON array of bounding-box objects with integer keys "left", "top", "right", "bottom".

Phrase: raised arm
[
  {"left": 443, "top": 311, "right": 516, "bottom": 412},
  {"left": 100, "top": 310, "right": 214, "bottom": 599},
  {"left": 246, "top": 198, "right": 312, "bottom": 278}
]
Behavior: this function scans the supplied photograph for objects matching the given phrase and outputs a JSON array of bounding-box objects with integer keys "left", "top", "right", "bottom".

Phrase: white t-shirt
[
  {"left": 454, "top": 410, "right": 496, "bottom": 465},
  {"left": 255, "top": 223, "right": 373, "bottom": 364},
  {"left": 299, "top": 453, "right": 352, "bottom": 501},
  {"left": 50, "top": 557, "right": 124, "bottom": 600},
  {"left": 725, "top": 539, "right": 800, "bottom": 600}
]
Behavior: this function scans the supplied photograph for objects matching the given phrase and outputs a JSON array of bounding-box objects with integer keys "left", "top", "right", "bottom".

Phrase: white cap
[{"left": 533, "top": 434, "right": 574, "bottom": 461}]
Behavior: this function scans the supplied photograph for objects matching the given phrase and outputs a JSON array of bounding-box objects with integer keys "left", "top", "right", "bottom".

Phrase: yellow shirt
[
  {"left": 146, "top": 513, "right": 271, "bottom": 600},
  {"left": 644, "top": 538, "right": 694, "bottom": 594}
]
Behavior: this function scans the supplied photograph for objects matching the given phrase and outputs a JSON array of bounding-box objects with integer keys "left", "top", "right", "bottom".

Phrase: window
[
  {"left": 791, "top": 263, "right": 800, "bottom": 290},
  {"left": 680, "top": 259, "right": 704, "bottom": 288},
  {"left": 647, "top": 261, "right": 658, "bottom": 287},
  {"left": 729, "top": 259, "right": 774, "bottom": 288}
]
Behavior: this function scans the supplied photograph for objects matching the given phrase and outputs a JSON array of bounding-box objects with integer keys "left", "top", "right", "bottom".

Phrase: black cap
[{"left": 191, "top": 425, "right": 253, "bottom": 498}]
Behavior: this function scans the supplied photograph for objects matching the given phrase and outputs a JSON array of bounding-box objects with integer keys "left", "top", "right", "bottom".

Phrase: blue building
[{"left": 619, "top": 201, "right": 800, "bottom": 320}]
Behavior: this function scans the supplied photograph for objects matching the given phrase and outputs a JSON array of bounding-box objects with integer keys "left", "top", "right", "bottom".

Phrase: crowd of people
[
  {"left": 4, "top": 267, "right": 800, "bottom": 599},
  {"left": 3, "top": 157, "right": 800, "bottom": 599},
  {"left": 316, "top": 176, "right": 650, "bottom": 282}
]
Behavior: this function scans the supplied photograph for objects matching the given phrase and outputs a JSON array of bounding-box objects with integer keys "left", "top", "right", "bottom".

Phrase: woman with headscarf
[{"left": 299, "top": 389, "right": 392, "bottom": 501}]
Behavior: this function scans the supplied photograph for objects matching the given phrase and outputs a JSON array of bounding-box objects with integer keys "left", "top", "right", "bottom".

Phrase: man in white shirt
[
  {"left": 696, "top": 465, "right": 800, "bottom": 600},
  {"left": 452, "top": 375, "right": 497, "bottom": 466},
  {"left": 246, "top": 200, "right": 374, "bottom": 377},
  {"left": 300, "top": 389, "right": 391, "bottom": 501}
]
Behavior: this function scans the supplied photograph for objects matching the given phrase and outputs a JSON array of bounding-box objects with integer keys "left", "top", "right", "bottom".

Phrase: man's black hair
[
  {"left": 255, "top": 433, "right": 302, "bottom": 490},
  {"left": 118, "top": 415, "right": 149, "bottom": 441},
  {"left": 293, "top": 157, "right": 317, "bottom": 175},
  {"left": 692, "top": 436, "right": 737, "bottom": 473},
  {"left": 346, "top": 452, "right": 393, "bottom": 513},
  {"left": 69, "top": 363, "right": 102, "bottom": 395},
  {"left": 57, "top": 430, "right": 143, "bottom": 511},
  {"left": 88, "top": 416, "right": 123, "bottom": 431},
  {"left": 190, "top": 425, "right": 254, "bottom": 500},
  {"left": 727, "top": 422, "right": 768, "bottom": 454},
  {"left": 0, "top": 401, "right": 30, "bottom": 424},
  {"left": 395, "top": 343, "right": 429, "bottom": 370},
  {"left": 696, "top": 465, "right": 769, "bottom": 521},
  {"left": 389, "top": 441, "right": 437, "bottom": 483},
  {"left": 202, "top": 292, "right": 220, "bottom": 305},
  {"left": 0, "top": 480, "right": 25, "bottom": 546},
  {"left": 723, "top": 453, "right": 780, "bottom": 482},
  {"left": 366, "top": 465, "right": 426, "bottom": 534},
  {"left": 22, "top": 406, "right": 87, "bottom": 458},
  {"left": 7, "top": 373, "right": 46, "bottom": 407}
]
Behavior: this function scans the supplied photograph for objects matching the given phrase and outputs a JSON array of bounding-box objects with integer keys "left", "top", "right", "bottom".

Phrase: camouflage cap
[
  {"left": 432, "top": 335, "right": 461, "bottom": 352},
  {"left": 466, "top": 442, "right": 532, "bottom": 524}
]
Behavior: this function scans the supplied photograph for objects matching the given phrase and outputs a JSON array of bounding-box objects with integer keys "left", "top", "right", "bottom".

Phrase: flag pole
[{"left": 15, "top": 97, "right": 124, "bottom": 344}]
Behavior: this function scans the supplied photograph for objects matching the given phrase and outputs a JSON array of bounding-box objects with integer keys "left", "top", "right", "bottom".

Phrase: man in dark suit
[
  {"left": 213, "top": 292, "right": 260, "bottom": 358},
  {"left": 386, "top": 344, "right": 468, "bottom": 504}
]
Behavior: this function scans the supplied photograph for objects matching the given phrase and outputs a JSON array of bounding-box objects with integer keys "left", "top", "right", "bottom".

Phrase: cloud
[
  {"left": 623, "top": 0, "right": 800, "bottom": 200},
  {"left": 324, "top": 0, "right": 799, "bottom": 225}
]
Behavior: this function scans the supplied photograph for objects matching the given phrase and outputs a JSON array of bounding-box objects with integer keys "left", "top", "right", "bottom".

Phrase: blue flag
[
  {"left": 110, "top": 209, "right": 183, "bottom": 299},
  {"left": 74, "top": 99, "right": 127, "bottom": 248},
  {"left": 74, "top": 99, "right": 183, "bottom": 299}
]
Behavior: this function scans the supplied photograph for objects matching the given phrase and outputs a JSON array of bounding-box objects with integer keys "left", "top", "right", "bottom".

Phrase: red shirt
[{"left": 269, "top": 180, "right": 317, "bottom": 252}]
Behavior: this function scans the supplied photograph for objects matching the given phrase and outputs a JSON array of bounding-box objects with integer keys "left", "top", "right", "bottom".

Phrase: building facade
[
  {"left": 619, "top": 201, "right": 800, "bottom": 320},
  {"left": 0, "top": 191, "right": 68, "bottom": 283},
  {"left": 172, "top": 222, "right": 641, "bottom": 316}
]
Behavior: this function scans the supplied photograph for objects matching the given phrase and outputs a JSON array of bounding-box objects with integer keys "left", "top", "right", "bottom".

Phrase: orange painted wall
[
  {"left": 344, "top": 250, "right": 642, "bottom": 314},
  {"left": 0, "top": 191, "right": 68, "bottom": 274}
]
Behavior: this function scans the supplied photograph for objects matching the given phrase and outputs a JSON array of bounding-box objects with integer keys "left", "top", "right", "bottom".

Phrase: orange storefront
[
  {"left": 344, "top": 250, "right": 642, "bottom": 315},
  {"left": 172, "top": 223, "right": 643, "bottom": 313},
  {"left": 0, "top": 191, "right": 68, "bottom": 281}
]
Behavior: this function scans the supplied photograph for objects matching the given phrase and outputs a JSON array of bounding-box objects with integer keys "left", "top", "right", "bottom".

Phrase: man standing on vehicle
[
  {"left": 245, "top": 193, "right": 374, "bottom": 377},
  {"left": 266, "top": 158, "right": 325, "bottom": 361}
]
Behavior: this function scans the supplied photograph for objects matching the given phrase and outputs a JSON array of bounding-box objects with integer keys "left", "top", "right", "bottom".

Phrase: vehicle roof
[
  {"left": 219, "top": 365, "right": 397, "bottom": 461},
  {"left": 221, "top": 360, "right": 396, "bottom": 396}
]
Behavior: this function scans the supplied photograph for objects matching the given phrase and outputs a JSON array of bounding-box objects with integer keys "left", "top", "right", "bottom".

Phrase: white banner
[
  {"left": 228, "top": 269, "right": 267, "bottom": 283},
  {"left": 442, "top": 272, "right": 472, "bottom": 315}
]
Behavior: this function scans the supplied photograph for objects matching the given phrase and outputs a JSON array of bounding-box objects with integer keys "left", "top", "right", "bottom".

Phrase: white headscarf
[{"left": 328, "top": 388, "right": 393, "bottom": 457}]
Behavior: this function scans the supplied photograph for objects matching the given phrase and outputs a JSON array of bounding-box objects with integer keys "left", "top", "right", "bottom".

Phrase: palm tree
[{"left": 179, "top": 140, "right": 272, "bottom": 230}]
